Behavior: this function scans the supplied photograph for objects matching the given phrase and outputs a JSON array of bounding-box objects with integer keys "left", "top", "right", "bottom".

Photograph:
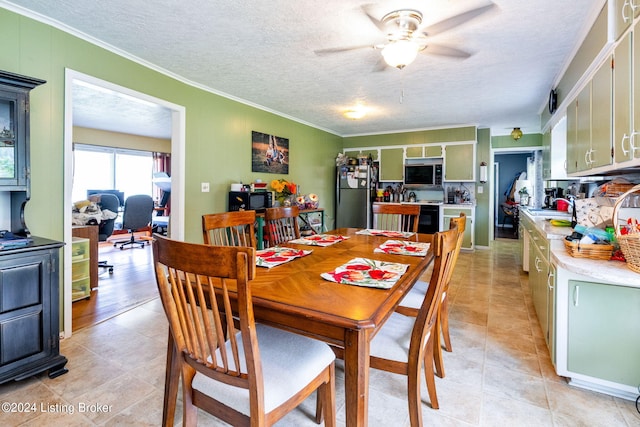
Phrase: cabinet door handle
[
  {"left": 547, "top": 271, "right": 554, "bottom": 289},
  {"left": 631, "top": 131, "right": 640, "bottom": 154},
  {"left": 622, "top": 133, "right": 631, "bottom": 156},
  {"left": 623, "top": 0, "right": 633, "bottom": 23},
  {"left": 573, "top": 285, "right": 580, "bottom": 307},
  {"left": 535, "top": 257, "right": 542, "bottom": 272}
]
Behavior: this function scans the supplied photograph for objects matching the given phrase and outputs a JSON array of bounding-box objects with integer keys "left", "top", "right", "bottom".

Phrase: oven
[{"left": 417, "top": 204, "right": 440, "bottom": 234}]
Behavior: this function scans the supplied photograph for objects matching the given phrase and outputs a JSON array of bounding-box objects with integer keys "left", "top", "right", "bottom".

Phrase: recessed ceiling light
[{"left": 344, "top": 105, "right": 367, "bottom": 120}]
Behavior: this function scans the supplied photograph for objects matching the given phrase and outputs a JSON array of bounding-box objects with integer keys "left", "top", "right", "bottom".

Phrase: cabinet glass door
[{"left": 0, "top": 97, "right": 16, "bottom": 181}]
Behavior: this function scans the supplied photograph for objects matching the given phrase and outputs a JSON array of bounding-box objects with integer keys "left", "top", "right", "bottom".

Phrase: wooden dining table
[{"left": 162, "top": 227, "right": 434, "bottom": 427}]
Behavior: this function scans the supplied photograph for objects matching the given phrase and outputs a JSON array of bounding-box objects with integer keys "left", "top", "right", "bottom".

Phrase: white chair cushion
[
  {"left": 399, "top": 279, "right": 429, "bottom": 310},
  {"left": 192, "top": 323, "right": 335, "bottom": 415},
  {"left": 399, "top": 279, "right": 446, "bottom": 310},
  {"left": 370, "top": 312, "right": 430, "bottom": 362}
]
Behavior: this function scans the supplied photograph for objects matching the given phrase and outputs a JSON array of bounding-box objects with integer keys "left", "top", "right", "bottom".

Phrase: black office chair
[
  {"left": 116, "top": 195, "right": 155, "bottom": 250},
  {"left": 95, "top": 193, "right": 120, "bottom": 274}
]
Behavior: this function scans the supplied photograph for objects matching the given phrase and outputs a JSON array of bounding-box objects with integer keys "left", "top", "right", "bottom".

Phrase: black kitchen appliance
[
  {"left": 228, "top": 191, "right": 272, "bottom": 212},
  {"left": 417, "top": 204, "right": 440, "bottom": 234},
  {"left": 544, "top": 188, "right": 557, "bottom": 209}
]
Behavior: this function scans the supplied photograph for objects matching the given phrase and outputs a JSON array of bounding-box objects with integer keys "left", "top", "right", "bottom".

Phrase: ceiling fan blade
[
  {"left": 422, "top": 3, "right": 496, "bottom": 37},
  {"left": 314, "top": 45, "right": 374, "bottom": 56},
  {"left": 422, "top": 44, "right": 471, "bottom": 59},
  {"left": 361, "top": 4, "right": 387, "bottom": 32}
]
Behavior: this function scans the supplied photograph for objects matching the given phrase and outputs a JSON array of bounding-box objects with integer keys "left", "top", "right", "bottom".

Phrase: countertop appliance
[
  {"left": 336, "top": 164, "right": 372, "bottom": 228},
  {"left": 404, "top": 159, "right": 443, "bottom": 188},
  {"left": 228, "top": 190, "right": 272, "bottom": 212}
]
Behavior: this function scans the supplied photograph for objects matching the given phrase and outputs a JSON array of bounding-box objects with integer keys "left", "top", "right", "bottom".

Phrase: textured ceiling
[{"left": 3, "top": 0, "right": 604, "bottom": 138}]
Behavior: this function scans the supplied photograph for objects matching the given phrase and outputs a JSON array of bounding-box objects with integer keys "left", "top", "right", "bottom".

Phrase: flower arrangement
[{"left": 270, "top": 179, "right": 297, "bottom": 205}]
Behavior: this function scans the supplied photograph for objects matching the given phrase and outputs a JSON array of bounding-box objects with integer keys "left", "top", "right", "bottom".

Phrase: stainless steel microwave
[{"left": 404, "top": 161, "right": 443, "bottom": 187}]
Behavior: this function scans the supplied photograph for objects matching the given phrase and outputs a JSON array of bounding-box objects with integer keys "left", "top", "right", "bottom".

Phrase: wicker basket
[
  {"left": 563, "top": 239, "right": 613, "bottom": 260},
  {"left": 613, "top": 184, "right": 640, "bottom": 273}
]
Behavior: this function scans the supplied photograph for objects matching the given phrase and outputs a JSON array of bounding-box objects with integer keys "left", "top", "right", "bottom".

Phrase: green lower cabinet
[
  {"left": 547, "top": 264, "right": 556, "bottom": 363},
  {"left": 567, "top": 280, "right": 640, "bottom": 386},
  {"left": 443, "top": 208, "right": 473, "bottom": 250}
]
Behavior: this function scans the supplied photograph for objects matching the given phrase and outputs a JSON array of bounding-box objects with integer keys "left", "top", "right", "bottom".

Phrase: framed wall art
[{"left": 251, "top": 131, "right": 289, "bottom": 174}]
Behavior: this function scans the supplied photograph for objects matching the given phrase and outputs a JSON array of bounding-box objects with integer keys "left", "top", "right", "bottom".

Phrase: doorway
[
  {"left": 493, "top": 150, "right": 537, "bottom": 240},
  {"left": 62, "top": 69, "right": 186, "bottom": 337}
]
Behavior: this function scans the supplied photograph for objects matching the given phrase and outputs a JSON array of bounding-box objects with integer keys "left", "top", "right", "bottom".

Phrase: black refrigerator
[{"left": 335, "top": 164, "right": 372, "bottom": 229}]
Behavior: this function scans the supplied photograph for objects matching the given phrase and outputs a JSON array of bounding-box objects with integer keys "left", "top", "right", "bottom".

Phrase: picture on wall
[{"left": 252, "top": 131, "right": 289, "bottom": 174}]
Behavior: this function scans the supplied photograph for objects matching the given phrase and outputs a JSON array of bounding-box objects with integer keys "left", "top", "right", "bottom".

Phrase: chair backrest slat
[
  {"left": 153, "top": 236, "right": 259, "bottom": 390},
  {"left": 203, "top": 211, "right": 257, "bottom": 249},
  {"left": 264, "top": 206, "right": 300, "bottom": 247},
  {"left": 372, "top": 203, "right": 420, "bottom": 233},
  {"left": 409, "top": 228, "right": 458, "bottom": 357}
]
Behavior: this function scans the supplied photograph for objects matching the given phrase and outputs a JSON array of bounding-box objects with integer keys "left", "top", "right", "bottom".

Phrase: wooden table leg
[
  {"left": 163, "top": 329, "right": 180, "bottom": 427},
  {"left": 344, "top": 329, "right": 369, "bottom": 427}
]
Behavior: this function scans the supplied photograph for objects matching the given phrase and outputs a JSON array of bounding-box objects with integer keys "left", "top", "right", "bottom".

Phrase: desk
[{"left": 162, "top": 228, "right": 434, "bottom": 426}]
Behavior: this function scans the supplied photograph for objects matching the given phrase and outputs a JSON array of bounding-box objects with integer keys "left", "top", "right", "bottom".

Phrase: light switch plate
[
  {"left": 201, "top": 182, "right": 210, "bottom": 192},
  {"left": 478, "top": 186, "right": 483, "bottom": 194}
]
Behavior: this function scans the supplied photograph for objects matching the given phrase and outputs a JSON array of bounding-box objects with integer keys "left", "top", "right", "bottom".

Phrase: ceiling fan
[{"left": 315, "top": 3, "right": 496, "bottom": 69}]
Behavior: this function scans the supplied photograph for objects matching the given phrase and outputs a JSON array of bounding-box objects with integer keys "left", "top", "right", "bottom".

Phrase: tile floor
[{"left": 1, "top": 239, "right": 639, "bottom": 426}]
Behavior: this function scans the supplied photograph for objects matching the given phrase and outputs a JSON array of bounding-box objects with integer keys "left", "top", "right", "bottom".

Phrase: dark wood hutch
[{"left": 0, "top": 70, "right": 67, "bottom": 383}]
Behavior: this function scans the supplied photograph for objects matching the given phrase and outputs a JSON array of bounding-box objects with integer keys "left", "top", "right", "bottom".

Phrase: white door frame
[{"left": 62, "top": 69, "right": 186, "bottom": 337}]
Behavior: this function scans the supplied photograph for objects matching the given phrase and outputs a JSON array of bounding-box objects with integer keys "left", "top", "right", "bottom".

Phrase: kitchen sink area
[{"left": 520, "top": 206, "right": 572, "bottom": 219}]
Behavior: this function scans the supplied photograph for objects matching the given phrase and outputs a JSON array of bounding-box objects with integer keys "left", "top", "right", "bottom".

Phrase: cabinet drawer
[
  {"left": 72, "top": 259, "right": 89, "bottom": 281},
  {"left": 72, "top": 277, "right": 90, "bottom": 302},
  {"left": 0, "top": 309, "right": 42, "bottom": 364},
  {"left": 0, "top": 262, "right": 42, "bottom": 313},
  {"left": 530, "top": 228, "right": 549, "bottom": 260},
  {"left": 71, "top": 237, "right": 89, "bottom": 261}
]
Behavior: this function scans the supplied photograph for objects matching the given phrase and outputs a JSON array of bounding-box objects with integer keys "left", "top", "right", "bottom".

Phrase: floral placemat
[
  {"left": 374, "top": 240, "right": 430, "bottom": 257},
  {"left": 256, "top": 247, "right": 312, "bottom": 268},
  {"left": 356, "top": 229, "right": 415, "bottom": 238},
  {"left": 320, "top": 258, "right": 409, "bottom": 289},
  {"left": 288, "top": 234, "right": 349, "bottom": 247}
]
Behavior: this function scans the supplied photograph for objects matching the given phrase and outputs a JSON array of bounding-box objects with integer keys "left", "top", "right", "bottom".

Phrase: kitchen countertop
[
  {"left": 520, "top": 207, "right": 572, "bottom": 239},
  {"left": 521, "top": 207, "right": 640, "bottom": 287},
  {"left": 373, "top": 201, "right": 476, "bottom": 207},
  {"left": 551, "top": 239, "right": 640, "bottom": 287}
]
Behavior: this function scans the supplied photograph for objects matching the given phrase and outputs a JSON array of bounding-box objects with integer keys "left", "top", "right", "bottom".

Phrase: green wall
[
  {"left": 0, "top": 8, "right": 342, "bottom": 244},
  {"left": 492, "top": 133, "right": 543, "bottom": 149},
  {"left": 475, "top": 128, "right": 491, "bottom": 247}
]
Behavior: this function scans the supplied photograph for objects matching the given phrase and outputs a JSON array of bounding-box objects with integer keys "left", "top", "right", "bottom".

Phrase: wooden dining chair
[
  {"left": 263, "top": 206, "right": 300, "bottom": 247},
  {"left": 152, "top": 235, "right": 336, "bottom": 426},
  {"left": 368, "top": 228, "right": 458, "bottom": 425},
  {"left": 371, "top": 203, "right": 420, "bottom": 232},
  {"left": 396, "top": 212, "right": 466, "bottom": 378},
  {"left": 202, "top": 210, "right": 257, "bottom": 248}
]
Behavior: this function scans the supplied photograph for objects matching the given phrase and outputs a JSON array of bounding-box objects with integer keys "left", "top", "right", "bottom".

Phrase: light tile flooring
[{"left": 1, "top": 239, "right": 639, "bottom": 426}]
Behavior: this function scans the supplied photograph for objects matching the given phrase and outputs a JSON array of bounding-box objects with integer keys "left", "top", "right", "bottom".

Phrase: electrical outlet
[
  {"left": 201, "top": 182, "right": 210, "bottom": 192},
  {"left": 478, "top": 186, "right": 483, "bottom": 194}
]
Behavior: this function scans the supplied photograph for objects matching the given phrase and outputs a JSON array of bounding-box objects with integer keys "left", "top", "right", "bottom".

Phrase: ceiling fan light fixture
[
  {"left": 381, "top": 40, "right": 419, "bottom": 69},
  {"left": 511, "top": 127, "right": 523, "bottom": 141}
]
